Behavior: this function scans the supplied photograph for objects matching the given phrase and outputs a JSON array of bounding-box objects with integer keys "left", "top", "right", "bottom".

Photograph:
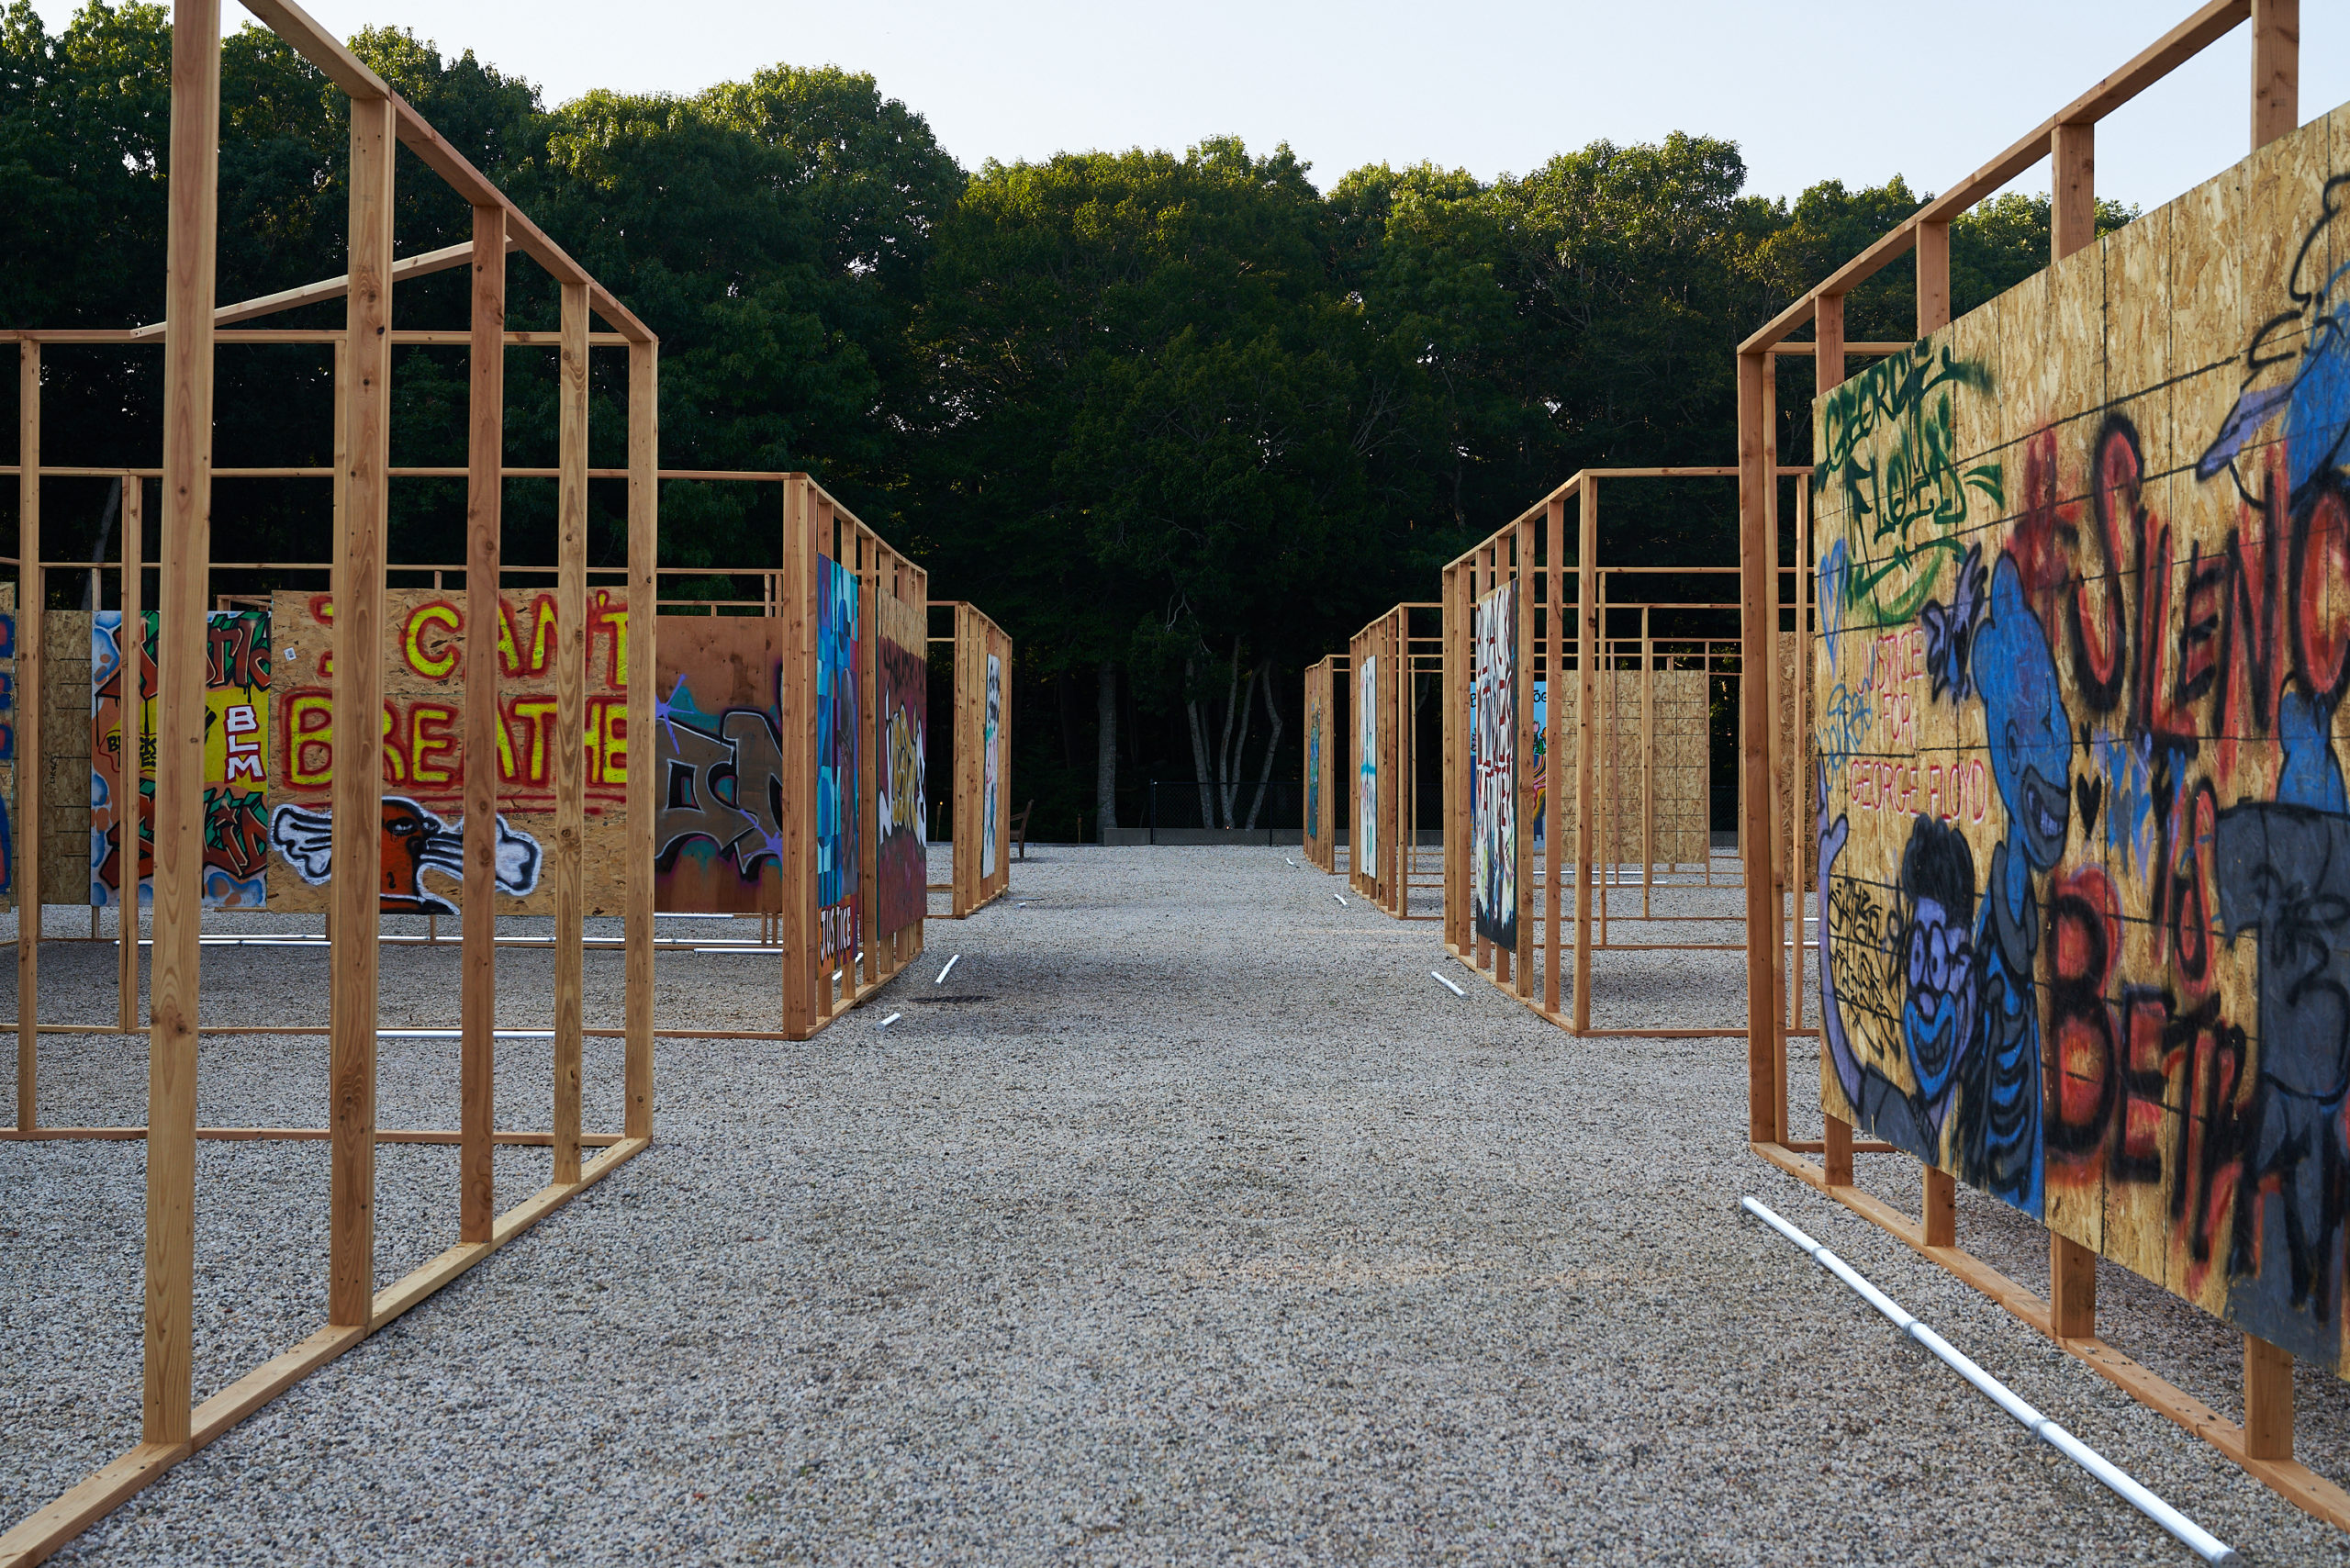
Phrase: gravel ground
[{"left": 4, "top": 846, "right": 2350, "bottom": 1563}]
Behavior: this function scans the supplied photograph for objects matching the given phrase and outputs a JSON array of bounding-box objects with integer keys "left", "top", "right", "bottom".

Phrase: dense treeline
[{"left": 0, "top": 4, "right": 2127, "bottom": 836}]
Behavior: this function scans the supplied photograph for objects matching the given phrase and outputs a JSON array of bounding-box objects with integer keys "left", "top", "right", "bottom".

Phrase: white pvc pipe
[
  {"left": 1740, "top": 1197, "right": 2236, "bottom": 1565},
  {"left": 1430, "top": 970, "right": 1466, "bottom": 997},
  {"left": 935, "top": 954, "right": 961, "bottom": 984},
  {"left": 1332, "top": 893, "right": 1347, "bottom": 905},
  {"left": 875, "top": 1012, "right": 902, "bottom": 1030}
]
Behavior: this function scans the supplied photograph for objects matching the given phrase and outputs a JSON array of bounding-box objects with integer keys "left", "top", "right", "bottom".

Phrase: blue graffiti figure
[
  {"left": 2200, "top": 174, "right": 2350, "bottom": 506},
  {"left": 1953, "top": 554, "right": 2071, "bottom": 1218}
]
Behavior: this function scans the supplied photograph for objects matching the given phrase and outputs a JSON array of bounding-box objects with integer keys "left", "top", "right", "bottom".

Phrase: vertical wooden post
[
  {"left": 460, "top": 204, "right": 504, "bottom": 1242},
  {"left": 1923, "top": 1169, "right": 1957, "bottom": 1248},
  {"left": 2253, "top": 0, "right": 2300, "bottom": 150},
  {"left": 15, "top": 342, "right": 38, "bottom": 1130},
  {"left": 1738, "top": 345, "right": 1776, "bottom": 1143},
  {"left": 1762, "top": 353, "right": 1785, "bottom": 1033},
  {"left": 859, "top": 540, "right": 881, "bottom": 988},
  {"left": 330, "top": 88, "right": 393, "bottom": 1330},
  {"left": 145, "top": 0, "right": 222, "bottom": 1443},
  {"left": 118, "top": 476, "right": 143, "bottom": 1034},
  {"left": 1823, "top": 1114, "right": 1852, "bottom": 1187},
  {"left": 624, "top": 338, "right": 656, "bottom": 1140},
  {"left": 2245, "top": 1333, "right": 2294, "bottom": 1461},
  {"left": 1545, "top": 496, "right": 1563, "bottom": 1014},
  {"left": 2052, "top": 122, "right": 2096, "bottom": 262},
  {"left": 1514, "top": 522, "right": 1534, "bottom": 991},
  {"left": 2051, "top": 1236, "right": 2098, "bottom": 1339},
  {"left": 1639, "top": 604, "right": 1653, "bottom": 923},
  {"left": 1916, "top": 220, "right": 1951, "bottom": 341},
  {"left": 780, "top": 479, "right": 812, "bottom": 1031},
  {"left": 1789, "top": 480, "right": 1809, "bottom": 1031},
  {"left": 552, "top": 283, "right": 588, "bottom": 1183},
  {"left": 1571, "top": 476, "right": 1597, "bottom": 1032}
]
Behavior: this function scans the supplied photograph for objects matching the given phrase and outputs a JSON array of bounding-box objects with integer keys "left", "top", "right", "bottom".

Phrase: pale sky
[{"left": 26, "top": 0, "right": 2349, "bottom": 212}]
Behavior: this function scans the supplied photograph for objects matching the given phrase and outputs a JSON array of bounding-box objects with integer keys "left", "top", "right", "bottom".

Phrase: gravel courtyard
[{"left": 6, "top": 846, "right": 2350, "bottom": 1563}]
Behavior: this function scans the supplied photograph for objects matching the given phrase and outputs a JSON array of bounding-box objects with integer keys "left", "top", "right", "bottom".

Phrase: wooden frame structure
[
  {"left": 1300, "top": 653, "right": 1346, "bottom": 874},
  {"left": 0, "top": 7, "right": 961, "bottom": 1560},
  {"left": 0, "top": 5, "right": 656, "bottom": 1560},
  {"left": 1737, "top": 0, "right": 2350, "bottom": 1529},
  {"left": 1345, "top": 604, "right": 1439, "bottom": 917},
  {"left": 924, "top": 600, "right": 1013, "bottom": 920},
  {"left": 1438, "top": 469, "right": 1813, "bottom": 1037}
]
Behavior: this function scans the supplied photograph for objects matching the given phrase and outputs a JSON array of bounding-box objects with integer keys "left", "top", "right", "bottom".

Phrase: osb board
[
  {"left": 39, "top": 610, "right": 90, "bottom": 907},
  {"left": 1302, "top": 662, "right": 1337, "bottom": 864},
  {"left": 266, "top": 588, "right": 632, "bottom": 915},
  {"left": 652, "top": 614, "right": 782, "bottom": 913},
  {"left": 1808, "top": 105, "right": 2350, "bottom": 1372},
  {"left": 1542, "top": 668, "right": 1708, "bottom": 866}
]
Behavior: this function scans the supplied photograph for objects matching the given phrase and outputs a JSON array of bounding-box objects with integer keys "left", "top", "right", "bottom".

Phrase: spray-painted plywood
[{"left": 1811, "top": 106, "right": 2350, "bottom": 1372}]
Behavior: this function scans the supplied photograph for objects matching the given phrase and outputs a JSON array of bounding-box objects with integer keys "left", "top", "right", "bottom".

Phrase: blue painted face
[
  {"left": 1975, "top": 554, "right": 2072, "bottom": 871},
  {"left": 1902, "top": 895, "right": 1975, "bottom": 1109}
]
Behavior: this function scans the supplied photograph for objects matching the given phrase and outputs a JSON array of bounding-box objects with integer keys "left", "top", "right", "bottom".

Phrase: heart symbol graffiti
[{"left": 2076, "top": 775, "right": 2104, "bottom": 836}]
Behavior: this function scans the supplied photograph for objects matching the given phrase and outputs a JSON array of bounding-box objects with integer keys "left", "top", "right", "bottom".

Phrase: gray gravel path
[{"left": 5, "top": 846, "right": 2350, "bottom": 1563}]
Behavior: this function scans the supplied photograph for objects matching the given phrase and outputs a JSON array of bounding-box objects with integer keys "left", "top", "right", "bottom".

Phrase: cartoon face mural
[
  {"left": 1812, "top": 122, "right": 2350, "bottom": 1375},
  {"left": 268, "top": 796, "right": 540, "bottom": 915}
]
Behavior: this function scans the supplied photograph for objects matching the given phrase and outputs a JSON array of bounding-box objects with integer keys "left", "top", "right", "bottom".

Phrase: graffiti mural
[
  {"left": 876, "top": 598, "right": 928, "bottom": 937},
  {"left": 1305, "top": 693, "right": 1323, "bottom": 842},
  {"left": 652, "top": 616, "right": 785, "bottom": 914},
  {"left": 269, "top": 796, "right": 540, "bottom": 915},
  {"left": 1812, "top": 122, "right": 2350, "bottom": 1373},
  {"left": 980, "top": 652, "right": 1002, "bottom": 879},
  {"left": 1471, "top": 579, "right": 1517, "bottom": 946},
  {"left": 816, "top": 557, "right": 861, "bottom": 958},
  {"left": 1357, "top": 655, "right": 1378, "bottom": 865},
  {"left": 94, "top": 609, "right": 271, "bottom": 908},
  {"left": 269, "top": 588, "right": 629, "bottom": 913}
]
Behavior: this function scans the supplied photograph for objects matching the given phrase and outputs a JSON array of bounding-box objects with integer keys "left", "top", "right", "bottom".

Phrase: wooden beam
[
  {"left": 1545, "top": 496, "right": 1564, "bottom": 1013},
  {"left": 118, "top": 476, "right": 142, "bottom": 1034},
  {"left": 124, "top": 237, "right": 521, "bottom": 339},
  {"left": 15, "top": 342, "right": 39, "bottom": 1135},
  {"left": 1924, "top": 1168, "right": 1957, "bottom": 1248},
  {"left": 1738, "top": 0, "right": 2253, "bottom": 353},
  {"left": 624, "top": 339, "right": 657, "bottom": 1141},
  {"left": 2252, "top": 0, "right": 2299, "bottom": 149},
  {"left": 142, "top": 0, "right": 224, "bottom": 1450},
  {"left": 329, "top": 90, "right": 394, "bottom": 1331},
  {"left": 1738, "top": 348, "right": 1775, "bottom": 1138},
  {"left": 780, "top": 479, "right": 812, "bottom": 1029},
  {"left": 1823, "top": 1114, "right": 1853, "bottom": 1187},
  {"left": 460, "top": 204, "right": 504, "bottom": 1246},
  {"left": 1571, "top": 477, "right": 1597, "bottom": 1031},
  {"left": 2246, "top": 1333, "right": 2294, "bottom": 1461},
  {"left": 2053, "top": 121, "right": 2097, "bottom": 261},
  {"left": 2051, "top": 1233, "right": 2098, "bottom": 1339},
  {"left": 234, "top": 0, "right": 390, "bottom": 98},
  {"left": 552, "top": 280, "right": 588, "bottom": 1186},
  {"left": 1917, "top": 221, "right": 1951, "bottom": 337}
]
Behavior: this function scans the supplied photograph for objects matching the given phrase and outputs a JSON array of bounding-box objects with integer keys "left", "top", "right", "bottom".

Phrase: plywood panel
[
  {"left": 1811, "top": 107, "right": 2350, "bottom": 1375},
  {"left": 651, "top": 614, "right": 781, "bottom": 914},
  {"left": 265, "top": 587, "right": 631, "bottom": 914}
]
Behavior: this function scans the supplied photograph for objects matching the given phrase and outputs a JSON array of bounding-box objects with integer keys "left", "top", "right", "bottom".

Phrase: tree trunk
[
  {"left": 1184, "top": 657, "right": 1215, "bottom": 827},
  {"left": 1244, "top": 661, "right": 1283, "bottom": 830},
  {"left": 1094, "top": 660, "right": 1119, "bottom": 839},
  {"left": 1214, "top": 642, "right": 1246, "bottom": 827}
]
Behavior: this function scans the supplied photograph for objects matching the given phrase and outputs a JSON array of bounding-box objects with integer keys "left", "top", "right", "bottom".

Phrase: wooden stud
[
  {"left": 145, "top": 0, "right": 224, "bottom": 1441},
  {"left": 1514, "top": 521, "right": 1534, "bottom": 993},
  {"left": 859, "top": 543, "right": 880, "bottom": 985},
  {"left": 1572, "top": 476, "right": 1597, "bottom": 1031},
  {"left": 16, "top": 342, "right": 38, "bottom": 1131},
  {"left": 1639, "top": 606, "right": 1654, "bottom": 924},
  {"left": 2053, "top": 122, "right": 2096, "bottom": 263},
  {"left": 460, "top": 203, "right": 503, "bottom": 1242},
  {"left": 329, "top": 88, "right": 393, "bottom": 1330},
  {"left": 1739, "top": 349, "right": 1777, "bottom": 1142},
  {"left": 2051, "top": 1233, "right": 2098, "bottom": 1339},
  {"left": 552, "top": 281, "right": 588, "bottom": 1186},
  {"left": 1546, "top": 496, "right": 1564, "bottom": 1014},
  {"left": 118, "top": 476, "right": 143, "bottom": 1034},
  {"left": 2245, "top": 1333, "right": 2294, "bottom": 1462},
  {"left": 1823, "top": 1113, "right": 1853, "bottom": 1187},
  {"left": 624, "top": 338, "right": 656, "bottom": 1140},
  {"left": 1916, "top": 220, "right": 1951, "bottom": 336},
  {"left": 1923, "top": 1168, "right": 1956, "bottom": 1249},
  {"left": 2253, "top": 0, "right": 2298, "bottom": 151}
]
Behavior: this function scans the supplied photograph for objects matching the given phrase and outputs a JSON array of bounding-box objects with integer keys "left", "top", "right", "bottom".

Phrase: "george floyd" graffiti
[{"left": 1813, "top": 117, "right": 2350, "bottom": 1374}]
